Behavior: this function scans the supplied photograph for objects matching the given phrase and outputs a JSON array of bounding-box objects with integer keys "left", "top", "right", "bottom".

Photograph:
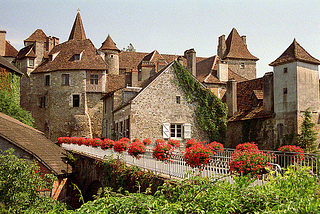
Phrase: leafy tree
[
  {"left": 0, "top": 89, "right": 34, "bottom": 127},
  {"left": 122, "top": 43, "right": 136, "bottom": 52},
  {"left": 299, "top": 108, "right": 317, "bottom": 152},
  {"left": 0, "top": 149, "right": 66, "bottom": 213}
]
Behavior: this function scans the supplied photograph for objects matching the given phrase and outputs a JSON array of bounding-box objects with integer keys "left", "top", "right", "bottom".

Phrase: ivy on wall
[
  {"left": 0, "top": 67, "right": 21, "bottom": 105},
  {"left": 173, "top": 61, "right": 228, "bottom": 143}
]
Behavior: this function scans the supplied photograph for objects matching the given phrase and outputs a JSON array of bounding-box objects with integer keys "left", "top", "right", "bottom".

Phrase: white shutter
[
  {"left": 184, "top": 123, "right": 191, "bottom": 139},
  {"left": 162, "top": 123, "right": 170, "bottom": 139}
]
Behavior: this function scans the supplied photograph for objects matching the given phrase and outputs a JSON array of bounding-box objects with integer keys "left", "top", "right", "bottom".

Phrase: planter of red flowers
[
  {"left": 152, "top": 142, "right": 174, "bottom": 162},
  {"left": 185, "top": 139, "right": 197, "bottom": 149},
  {"left": 168, "top": 139, "right": 180, "bottom": 148},
  {"left": 128, "top": 139, "right": 146, "bottom": 159},
  {"left": 101, "top": 139, "right": 114, "bottom": 150},
  {"left": 229, "top": 142, "right": 273, "bottom": 178},
  {"left": 114, "top": 139, "right": 129, "bottom": 154},
  {"left": 205, "top": 141, "right": 224, "bottom": 153},
  {"left": 184, "top": 142, "right": 214, "bottom": 169},
  {"left": 278, "top": 145, "right": 304, "bottom": 165},
  {"left": 143, "top": 138, "right": 152, "bottom": 146}
]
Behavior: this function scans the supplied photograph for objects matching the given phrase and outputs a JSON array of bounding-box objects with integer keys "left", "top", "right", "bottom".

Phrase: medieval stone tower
[
  {"left": 99, "top": 35, "right": 120, "bottom": 75},
  {"left": 270, "top": 39, "right": 320, "bottom": 138},
  {"left": 217, "top": 28, "right": 259, "bottom": 80}
]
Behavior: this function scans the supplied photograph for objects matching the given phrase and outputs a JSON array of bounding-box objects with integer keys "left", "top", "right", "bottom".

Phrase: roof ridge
[{"left": 68, "top": 12, "right": 86, "bottom": 41}]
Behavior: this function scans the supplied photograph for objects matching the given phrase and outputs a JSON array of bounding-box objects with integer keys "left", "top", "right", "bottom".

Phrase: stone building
[
  {"left": 0, "top": 30, "right": 18, "bottom": 63},
  {"left": 224, "top": 39, "right": 320, "bottom": 149},
  {"left": 101, "top": 61, "right": 209, "bottom": 144}
]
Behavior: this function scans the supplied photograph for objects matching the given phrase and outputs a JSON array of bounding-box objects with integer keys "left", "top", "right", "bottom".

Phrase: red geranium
[
  {"left": 57, "top": 137, "right": 69, "bottom": 145},
  {"left": 235, "top": 142, "right": 259, "bottom": 152},
  {"left": 143, "top": 138, "right": 152, "bottom": 145},
  {"left": 152, "top": 142, "right": 174, "bottom": 162},
  {"left": 278, "top": 145, "right": 304, "bottom": 163},
  {"left": 168, "top": 139, "right": 180, "bottom": 148},
  {"left": 184, "top": 142, "right": 214, "bottom": 169},
  {"left": 155, "top": 139, "right": 165, "bottom": 145},
  {"left": 128, "top": 140, "right": 146, "bottom": 159},
  {"left": 77, "top": 137, "right": 86, "bottom": 146},
  {"left": 114, "top": 140, "right": 129, "bottom": 154},
  {"left": 101, "top": 139, "right": 114, "bottom": 150},
  {"left": 185, "top": 139, "right": 197, "bottom": 149},
  {"left": 205, "top": 141, "right": 224, "bottom": 153}
]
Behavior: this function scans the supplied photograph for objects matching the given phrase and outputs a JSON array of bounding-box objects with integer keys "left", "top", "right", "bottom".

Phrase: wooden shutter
[
  {"left": 184, "top": 123, "right": 191, "bottom": 139},
  {"left": 162, "top": 123, "right": 170, "bottom": 139}
]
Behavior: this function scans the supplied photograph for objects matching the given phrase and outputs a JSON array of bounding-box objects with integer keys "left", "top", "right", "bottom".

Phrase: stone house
[
  {"left": 101, "top": 61, "right": 209, "bottom": 144},
  {"left": 224, "top": 39, "right": 320, "bottom": 149},
  {"left": 0, "top": 112, "right": 71, "bottom": 199}
]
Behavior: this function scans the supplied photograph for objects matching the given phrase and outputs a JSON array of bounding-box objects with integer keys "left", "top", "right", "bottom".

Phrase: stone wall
[
  {"left": 127, "top": 65, "right": 209, "bottom": 145},
  {"left": 226, "top": 59, "right": 256, "bottom": 80}
]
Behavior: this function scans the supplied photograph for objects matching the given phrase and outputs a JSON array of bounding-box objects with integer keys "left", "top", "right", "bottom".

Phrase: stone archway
[{"left": 84, "top": 180, "right": 103, "bottom": 202}]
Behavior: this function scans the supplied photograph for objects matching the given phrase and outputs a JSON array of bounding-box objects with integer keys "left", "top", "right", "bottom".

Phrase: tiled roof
[
  {"left": 68, "top": 12, "right": 87, "bottom": 41},
  {"left": 105, "top": 74, "right": 125, "bottom": 93},
  {"left": 236, "top": 77, "right": 263, "bottom": 111},
  {"left": 196, "top": 55, "right": 247, "bottom": 83},
  {"left": 24, "top": 29, "right": 47, "bottom": 43},
  {"left": 119, "top": 51, "right": 206, "bottom": 71},
  {"left": 33, "top": 39, "right": 106, "bottom": 73},
  {"left": 228, "top": 106, "right": 273, "bottom": 122},
  {"left": 252, "top": 90, "right": 263, "bottom": 100},
  {"left": 0, "top": 112, "right": 70, "bottom": 176},
  {"left": 223, "top": 28, "right": 259, "bottom": 61},
  {"left": 16, "top": 44, "right": 36, "bottom": 60},
  {"left": 99, "top": 34, "right": 120, "bottom": 51},
  {"left": 269, "top": 39, "right": 320, "bottom": 66},
  {"left": 5, "top": 41, "right": 18, "bottom": 57},
  {"left": 0, "top": 55, "right": 22, "bottom": 75}
]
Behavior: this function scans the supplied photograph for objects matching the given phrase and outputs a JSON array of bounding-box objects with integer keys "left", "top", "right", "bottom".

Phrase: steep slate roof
[
  {"left": 223, "top": 28, "right": 259, "bottom": 61},
  {"left": 24, "top": 29, "right": 47, "bottom": 43},
  {"left": 68, "top": 12, "right": 87, "bottom": 41},
  {"left": 16, "top": 44, "right": 36, "bottom": 60},
  {"left": 99, "top": 34, "right": 120, "bottom": 51},
  {"left": 5, "top": 41, "right": 18, "bottom": 57},
  {"left": 105, "top": 74, "right": 125, "bottom": 93},
  {"left": 33, "top": 39, "right": 106, "bottom": 73},
  {"left": 196, "top": 55, "right": 247, "bottom": 83},
  {"left": 0, "top": 55, "right": 22, "bottom": 75},
  {"left": 269, "top": 39, "right": 320, "bottom": 66},
  {"left": 0, "top": 112, "right": 70, "bottom": 176}
]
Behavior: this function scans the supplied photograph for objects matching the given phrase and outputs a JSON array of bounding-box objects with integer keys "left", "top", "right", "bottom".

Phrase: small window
[
  {"left": 110, "top": 54, "right": 114, "bottom": 58},
  {"left": 62, "top": 74, "right": 69, "bottom": 85},
  {"left": 283, "top": 88, "right": 287, "bottom": 95},
  {"left": 73, "top": 95, "right": 80, "bottom": 107},
  {"left": 45, "top": 75, "right": 50, "bottom": 86},
  {"left": 40, "top": 96, "right": 46, "bottom": 108},
  {"left": 277, "top": 123, "right": 284, "bottom": 139},
  {"left": 90, "top": 75, "right": 99, "bottom": 85},
  {"left": 74, "top": 54, "right": 80, "bottom": 60},
  {"left": 284, "top": 67, "right": 288, "bottom": 73},
  {"left": 176, "top": 96, "right": 181, "bottom": 104},
  {"left": 28, "top": 58, "right": 34, "bottom": 68},
  {"left": 170, "top": 124, "right": 182, "bottom": 138},
  {"left": 240, "top": 63, "right": 245, "bottom": 69}
]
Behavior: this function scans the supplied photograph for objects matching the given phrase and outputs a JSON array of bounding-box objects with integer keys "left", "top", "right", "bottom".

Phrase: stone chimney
[
  {"left": 226, "top": 79, "right": 237, "bottom": 117},
  {"left": 131, "top": 69, "right": 138, "bottom": 87},
  {"left": 263, "top": 72, "right": 274, "bottom": 113},
  {"left": 184, "top": 48, "right": 196, "bottom": 76},
  {"left": 0, "top": 30, "right": 6, "bottom": 56},
  {"left": 217, "top": 35, "right": 226, "bottom": 58},
  {"left": 241, "top": 35, "right": 247, "bottom": 46},
  {"left": 217, "top": 61, "right": 228, "bottom": 82},
  {"left": 177, "top": 56, "right": 184, "bottom": 66}
]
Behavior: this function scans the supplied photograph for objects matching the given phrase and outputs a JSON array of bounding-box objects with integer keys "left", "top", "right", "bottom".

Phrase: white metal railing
[{"left": 61, "top": 144, "right": 320, "bottom": 185}]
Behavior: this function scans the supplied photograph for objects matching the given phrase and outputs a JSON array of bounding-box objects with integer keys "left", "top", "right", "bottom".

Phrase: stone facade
[
  {"left": 225, "top": 59, "right": 256, "bottom": 80},
  {"left": 103, "top": 62, "right": 209, "bottom": 146}
]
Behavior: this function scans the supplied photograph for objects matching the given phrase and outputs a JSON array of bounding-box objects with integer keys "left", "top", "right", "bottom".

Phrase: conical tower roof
[
  {"left": 269, "top": 39, "right": 320, "bottom": 66},
  {"left": 99, "top": 34, "right": 119, "bottom": 51},
  {"left": 223, "top": 28, "right": 259, "bottom": 61},
  {"left": 68, "top": 12, "right": 86, "bottom": 41}
]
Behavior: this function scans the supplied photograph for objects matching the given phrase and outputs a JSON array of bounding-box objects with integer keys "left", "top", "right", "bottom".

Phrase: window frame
[
  {"left": 176, "top": 96, "right": 181, "bottom": 104},
  {"left": 90, "top": 74, "right": 99, "bottom": 85},
  {"left": 61, "top": 74, "right": 70, "bottom": 86},
  {"left": 170, "top": 124, "right": 182, "bottom": 139},
  {"left": 40, "top": 96, "right": 46, "bottom": 108},
  {"left": 45, "top": 75, "right": 50, "bottom": 86},
  {"left": 28, "top": 58, "right": 34, "bottom": 68},
  {"left": 72, "top": 94, "right": 80, "bottom": 107}
]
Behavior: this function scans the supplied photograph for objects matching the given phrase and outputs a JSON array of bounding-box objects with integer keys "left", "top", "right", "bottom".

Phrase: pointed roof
[
  {"left": 99, "top": 34, "right": 120, "bottom": 51},
  {"left": 68, "top": 12, "right": 86, "bottom": 41},
  {"left": 16, "top": 44, "right": 36, "bottom": 60},
  {"left": 5, "top": 41, "right": 18, "bottom": 57},
  {"left": 24, "top": 29, "right": 47, "bottom": 43},
  {"left": 0, "top": 55, "right": 22, "bottom": 75},
  {"left": 269, "top": 39, "right": 320, "bottom": 66},
  {"left": 223, "top": 28, "right": 259, "bottom": 61}
]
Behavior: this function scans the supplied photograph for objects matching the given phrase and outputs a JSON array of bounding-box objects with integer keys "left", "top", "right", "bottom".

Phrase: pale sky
[{"left": 2, "top": 0, "right": 320, "bottom": 77}]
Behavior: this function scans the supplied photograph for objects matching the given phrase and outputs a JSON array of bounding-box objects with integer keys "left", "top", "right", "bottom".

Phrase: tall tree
[
  {"left": 299, "top": 108, "right": 317, "bottom": 152},
  {"left": 122, "top": 43, "right": 136, "bottom": 52}
]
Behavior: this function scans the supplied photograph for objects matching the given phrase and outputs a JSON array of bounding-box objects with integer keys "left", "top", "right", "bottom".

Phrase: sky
[{"left": 2, "top": 0, "right": 320, "bottom": 77}]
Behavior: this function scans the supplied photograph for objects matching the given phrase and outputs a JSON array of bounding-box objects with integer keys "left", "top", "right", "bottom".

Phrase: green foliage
[
  {"left": 0, "top": 149, "right": 67, "bottom": 213},
  {"left": 67, "top": 165, "right": 320, "bottom": 213},
  {"left": 173, "top": 61, "right": 228, "bottom": 143},
  {"left": 299, "top": 108, "right": 317, "bottom": 152},
  {"left": 122, "top": 43, "right": 136, "bottom": 52}
]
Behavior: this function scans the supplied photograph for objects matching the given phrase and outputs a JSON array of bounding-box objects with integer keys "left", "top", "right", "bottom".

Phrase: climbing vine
[{"left": 173, "top": 61, "right": 228, "bottom": 143}]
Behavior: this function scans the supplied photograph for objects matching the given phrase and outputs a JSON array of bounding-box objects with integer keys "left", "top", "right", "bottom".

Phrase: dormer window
[
  {"left": 74, "top": 54, "right": 80, "bottom": 60},
  {"left": 28, "top": 58, "right": 34, "bottom": 68}
]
